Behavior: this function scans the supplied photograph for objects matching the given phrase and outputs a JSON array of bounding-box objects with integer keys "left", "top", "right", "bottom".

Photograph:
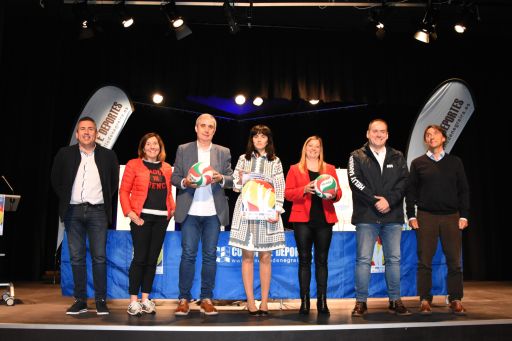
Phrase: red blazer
[
  {"left": 285, "top": 163, "right": 342, "bottom": 224},
  {"left": 120, "top": 158, "right": 176, "bottom": 219}
]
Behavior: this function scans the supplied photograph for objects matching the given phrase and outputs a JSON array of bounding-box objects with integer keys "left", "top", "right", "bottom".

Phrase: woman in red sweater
[
  {"left": 284, "top": 136, "right": 342, "bottom": 315},
  {"left": 120, "top": 133, "right": 175, "bottom": 316}
]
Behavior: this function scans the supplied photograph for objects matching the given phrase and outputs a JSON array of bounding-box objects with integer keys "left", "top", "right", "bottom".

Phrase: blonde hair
[{"left": 298, "top": 136, "right": 325, "bottom": 173}]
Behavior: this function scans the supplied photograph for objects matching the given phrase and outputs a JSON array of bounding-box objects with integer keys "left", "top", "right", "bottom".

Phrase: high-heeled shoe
[
  {"left": 248, "top": 309, "right": 260, "bottom": 316},
  {"left": 258, "top": 309, "right": 269, "bottom": 316},
  {"left": 299, "top": 294, "right": 310, "bottom": 315},
  {"left": 317, "top": 294, "right": 330, "bottom": 315}
]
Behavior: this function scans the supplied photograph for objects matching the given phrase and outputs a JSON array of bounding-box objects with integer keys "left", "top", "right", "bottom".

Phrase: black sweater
[{"left": 406, "top": 154, "right": 470, "bottom": 219}]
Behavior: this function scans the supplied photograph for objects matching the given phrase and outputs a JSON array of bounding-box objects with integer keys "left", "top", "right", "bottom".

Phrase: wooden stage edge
[{"left": 0, "top": 281, "right": 511, "bottom": 341}]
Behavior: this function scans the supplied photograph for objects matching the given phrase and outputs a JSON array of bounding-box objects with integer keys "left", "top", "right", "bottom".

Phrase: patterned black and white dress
[{"left": 229, "top": 153, "right": 286, "bottom": 251}]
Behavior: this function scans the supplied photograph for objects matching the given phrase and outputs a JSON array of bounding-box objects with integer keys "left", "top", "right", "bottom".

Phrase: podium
[{"left": 0, "top": 194, "right": 20, "bottom": 306}]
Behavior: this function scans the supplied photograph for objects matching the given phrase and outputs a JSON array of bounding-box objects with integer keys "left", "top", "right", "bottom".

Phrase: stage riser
[{"left": 2, "top": 325, "right": 512, "bottom": 341}]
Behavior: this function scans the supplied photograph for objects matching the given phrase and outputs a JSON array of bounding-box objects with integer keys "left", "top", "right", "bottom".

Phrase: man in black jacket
[
  {"left": 51, "top": 116, "right": 119, "bottom": 315},
  {"left": 348, "top": 119, "right": 410, "bottom": 316},
  {"left": 406, "top": 125, "right": 469, "bottom": 315}
]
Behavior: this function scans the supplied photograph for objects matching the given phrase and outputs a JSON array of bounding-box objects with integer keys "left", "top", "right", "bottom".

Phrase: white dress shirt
[
  {"left": 188, "top": 142, "right": 217, "bottom": 216},
  {"left": 70, "top": 149, "right": 104, "bottom": 204}
]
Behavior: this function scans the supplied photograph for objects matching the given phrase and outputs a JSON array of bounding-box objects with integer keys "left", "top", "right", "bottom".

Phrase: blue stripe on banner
[{"left": 60, "top": 231, "right": 448, "bottom": 299}]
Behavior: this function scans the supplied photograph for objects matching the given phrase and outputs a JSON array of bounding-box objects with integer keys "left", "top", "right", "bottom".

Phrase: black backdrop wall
[{"left": 0, "top": 3, "right": 510, "bottom": 282}]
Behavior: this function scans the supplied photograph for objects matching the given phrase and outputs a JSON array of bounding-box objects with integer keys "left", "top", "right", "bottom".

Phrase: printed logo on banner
[
  {"left": 273, "top": 246, "right": 299, "bottom": 264},
  {"left": 156, "top": 248, "right": 164, "bottom": 275},
  {"left": 216, "top": 245, "right": 242, "bottom": 264},
  {"left": 216, "top": 245, "right": 299, "bottom": 264},
  {"left": 371, "top": 237, "right": 385, "bottom": 273}
]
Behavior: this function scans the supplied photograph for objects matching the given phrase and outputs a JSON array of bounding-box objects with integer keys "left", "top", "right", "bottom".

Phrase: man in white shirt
[
  {"left": 51, "top": 117, "right": 119, "bottom": 315},
  {"left": 171, "top": 114, "right": 233, "bottom": 316}
]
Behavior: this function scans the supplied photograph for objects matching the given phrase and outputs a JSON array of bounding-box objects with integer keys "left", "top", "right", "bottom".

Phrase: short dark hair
[
  {"left": 244, "top": 124, "right": 276, "bottom": 161},
  {"left": 76, "top": 116, "right": 97, "bottom": 130},
  {"left": 368, "top": 118, "right": 388, "bottom": 131},
  {"left": 423, "top": 124, "right": 447, "bottom": 145},
  {"left": 138, "top": 132, "right": 167, "bottom": 162}
]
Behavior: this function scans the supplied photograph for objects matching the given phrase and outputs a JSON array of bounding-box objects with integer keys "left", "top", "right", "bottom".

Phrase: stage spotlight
[
  {"left": 153, "top": 93, "right": 164, "bottom": 104},
  {"left": 115, "top": 1, "right": 134, "bottom": 28},
  {"left": 253, "top": 97, "right": 263, "bottom": 106},
  {"left": 375, "top": 22, "right": 385, "bottom": 39},
  {"left": 454, "top": 3, "right": 480, "bottom": 34},
  {"left": 161, "top": 1, "right": 192, "bottom": 40},
  {"left": 223, "top": 1, "right": 240, "bottom": 34},
  {"left": 73, "top": 1, "right": 98, "bottom": 40},
  {"left": 235, "top": 95, "right": 246, "bottom": 105},
  {"left": 172, "top": 17, "right": 184, "bottom": 29},
  {"left": 368, "top": 8, "right": 386, "bottom": 40},
  {"left": 454, "top": 22, "right": 466, "bottom": 34},
  {"left": 414, "top": 1, "right": 438, "bottom": 43},
  {"left": 309, "top": 99, "right": 319, "bottom": 105}
]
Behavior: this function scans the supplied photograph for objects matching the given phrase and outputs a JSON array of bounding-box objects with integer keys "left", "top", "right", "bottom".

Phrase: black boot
[
  {"left": 299, "top": 294, "right": 310, "bottom": 314},
  {"left": 317, "top": 294, "right": 330, "bottom": 315}
]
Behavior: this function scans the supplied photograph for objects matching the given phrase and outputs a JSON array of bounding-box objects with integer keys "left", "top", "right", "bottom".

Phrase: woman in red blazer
[
  {"left": 120, "top": 133, "right": 175, "bottom": 316},
  {"left": 285, "top": 136, "right": 342, "bottom": 315}
]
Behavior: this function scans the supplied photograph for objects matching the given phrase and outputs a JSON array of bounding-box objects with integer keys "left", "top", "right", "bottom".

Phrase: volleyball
[
  {"left": 188, "top": 162, "right": 214, "bottom": 187},
  {"left": 313, "top": 174, "right": 338, "bottom": 199}
]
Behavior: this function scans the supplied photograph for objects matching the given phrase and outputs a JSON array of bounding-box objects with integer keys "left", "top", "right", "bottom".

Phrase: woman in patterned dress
[{"left": 229, "top": 125, "right": 286, "bottom": 316}]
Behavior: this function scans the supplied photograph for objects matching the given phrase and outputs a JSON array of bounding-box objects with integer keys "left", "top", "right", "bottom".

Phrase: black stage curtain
[{"left": 0, "top": 4, "right": 509, "bottom": 281}]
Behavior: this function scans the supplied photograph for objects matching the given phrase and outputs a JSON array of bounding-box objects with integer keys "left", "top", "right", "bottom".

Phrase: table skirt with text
[{"left": 61, "top": 230, "right": 449, "bottom": 299}]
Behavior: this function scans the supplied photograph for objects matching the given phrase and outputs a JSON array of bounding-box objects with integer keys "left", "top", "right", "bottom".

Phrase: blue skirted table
[{"left": 61, "top": 230, "right": 448, "bottom": 299}]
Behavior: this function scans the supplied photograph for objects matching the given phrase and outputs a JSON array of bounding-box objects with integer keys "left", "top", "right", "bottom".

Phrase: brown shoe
[
  {"left": 449, "top": 300, "right": 466, "bottom": 315},
  {"left": 175, "top": 299, "right": 190, "bottom": 316},
  {"left": 200, "top": 298, "right": 218, "bottom": 316},
  {"left": 388, "top": 299, "right": 412, "bottom": 316},
  {"left": 419, "top": 300, "right": 432, "bottom": 315},
  {"left": 351, "top": 301, "right": 367, "bottom": 317}
]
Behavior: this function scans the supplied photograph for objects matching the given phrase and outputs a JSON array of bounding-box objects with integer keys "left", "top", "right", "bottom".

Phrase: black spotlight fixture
[
  {"left": 454, "top": 2, "right": 480, "bottom": 34},
  {"left": 368, "top": 8, "right": 386, "bottom": 40},
  {"left": 414, "top": 0, "right": 438, "bottom": 43},
  {"left": 115, "top": 0, "right": 134, "bottom": 28},
  {"left": 223, "top": 1, "right": 240, "bottom": 34},
  {"left": 161, "top": 1, "right": 192, "bottom": 40},
  {"left": 72, "top": 0, "right": 99, "bottom": 40}
]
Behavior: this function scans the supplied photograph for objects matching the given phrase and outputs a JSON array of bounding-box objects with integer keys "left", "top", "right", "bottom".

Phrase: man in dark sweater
[{"left": 406, "top": 124, "right": 470, "bottom": 315}]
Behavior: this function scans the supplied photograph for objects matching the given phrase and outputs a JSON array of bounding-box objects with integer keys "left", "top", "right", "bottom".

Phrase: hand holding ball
[
  {"left": 313, "top": 174, "right": 338, "bottom": 199},
  {"left": 187, "top": 162, "right": 214, "bottom": 187}
]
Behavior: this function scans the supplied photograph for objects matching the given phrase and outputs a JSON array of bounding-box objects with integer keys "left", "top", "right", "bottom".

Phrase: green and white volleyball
[
  {"left": 188, "top": 162, "right": 214, "bottom": 187},
  {"left": 313, "top": 174, "right": 338, "bottom": 199}
]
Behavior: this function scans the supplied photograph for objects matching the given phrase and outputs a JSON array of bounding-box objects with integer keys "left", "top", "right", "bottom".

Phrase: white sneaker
[
  {"left": 141, "top": 299, "right": 156, "bottom": 314},
  {"left": 127, "top": 301, "right": 143, "bottom": 316}
]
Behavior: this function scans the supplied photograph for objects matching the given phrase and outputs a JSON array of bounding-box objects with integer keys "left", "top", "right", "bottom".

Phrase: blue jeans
[
  {"left": 179, "top": 215, "right": 220, "bottom": 300},
  {"left": 355, "top": 223, "right": 402, "bottom": 302},
  {"left": 64, "top": 204, "right": 108, "bottom": 300}
]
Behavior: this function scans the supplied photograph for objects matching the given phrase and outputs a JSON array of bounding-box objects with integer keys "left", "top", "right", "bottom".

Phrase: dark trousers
[
  {"left": 293, "top": 222, "right": 333, "bottom": 297},
  {"left": 416, "top": 210, "right": 463, "bottom": 302},
  {"left": 64, "top": 204, "right": 108, "bottom": 300},
  {"left": 129, "top": 214, "right": 168, "bottom": 295}
]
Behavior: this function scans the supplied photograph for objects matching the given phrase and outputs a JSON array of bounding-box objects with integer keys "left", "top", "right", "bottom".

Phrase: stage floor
[{"left": 0, "top": 281, "right": 511, "bottom": 328}]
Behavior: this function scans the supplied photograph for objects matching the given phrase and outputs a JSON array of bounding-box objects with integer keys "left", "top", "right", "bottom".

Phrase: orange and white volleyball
[
  {"left": 241, "top": 179, "right": 275, "bottom": 212},
  {"left": 313, "top": 174, "right": 338, "bottom": 199},
  {"left": 188, "top": 162, "right": 214, "bottom": 187}
]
